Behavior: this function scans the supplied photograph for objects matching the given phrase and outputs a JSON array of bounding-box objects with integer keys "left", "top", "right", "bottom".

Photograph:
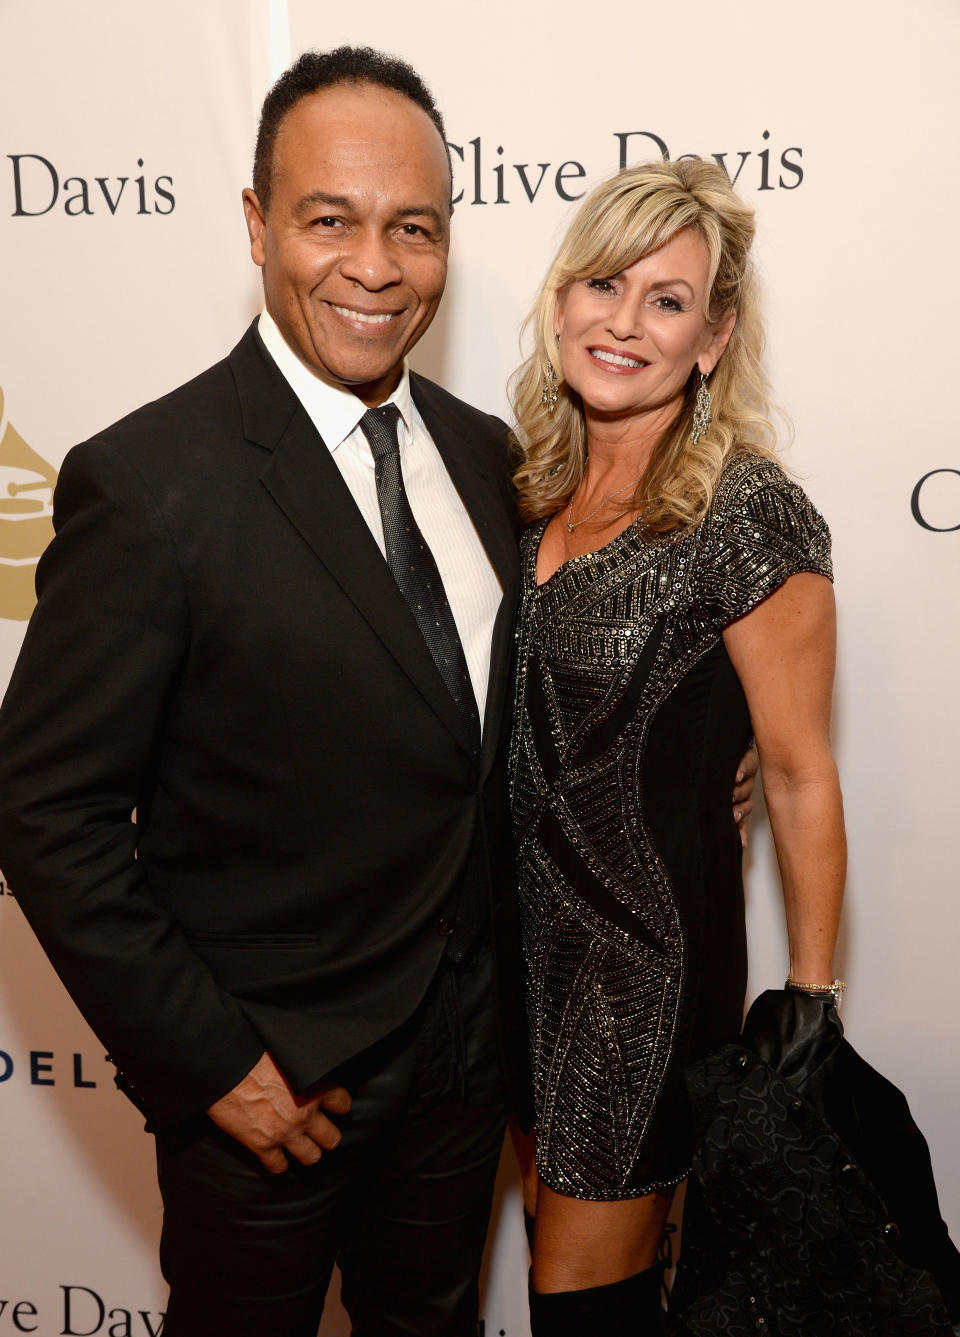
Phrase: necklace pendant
[{"left": 566, "top": 521, "right": 574, "bottom": 533}]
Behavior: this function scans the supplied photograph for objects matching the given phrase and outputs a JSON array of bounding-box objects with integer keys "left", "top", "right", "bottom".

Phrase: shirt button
[{"left": 436, "top": 917, "right": 455, "bottom": 937}]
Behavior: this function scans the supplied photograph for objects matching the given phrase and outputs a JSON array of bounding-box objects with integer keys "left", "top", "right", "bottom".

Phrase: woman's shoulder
[
  {"left": 710, "top": 450, "right": 830, "bottom": 540},
  {"left": 697, "top": 450, "right": 833, "bottom": 617},
  {"left": 713, "top": 450, "right": 799, "bottom": 506}
]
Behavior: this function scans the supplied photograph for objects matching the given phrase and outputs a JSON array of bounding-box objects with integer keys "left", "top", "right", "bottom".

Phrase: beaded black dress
[{"left": 510, "top": 453, "right": 833, "bottom": 1200}]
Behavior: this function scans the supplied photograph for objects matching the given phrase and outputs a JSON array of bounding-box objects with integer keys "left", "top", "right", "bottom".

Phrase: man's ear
[
  {"left": 698, "top": 308, "right": 737, "bottom": 376},
  {"left": 242, "top": 188, "right": 267, "bottom": 268}
]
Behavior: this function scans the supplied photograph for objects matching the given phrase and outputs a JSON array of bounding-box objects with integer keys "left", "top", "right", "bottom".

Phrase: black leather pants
[{"left": 156, "top": 947, "right": 507, "bottom": 1337}]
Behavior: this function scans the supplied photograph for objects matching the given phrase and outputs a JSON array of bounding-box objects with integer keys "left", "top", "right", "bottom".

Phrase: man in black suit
[{"left": 0, "top": 48, "right": 526, "bottom": 1337}]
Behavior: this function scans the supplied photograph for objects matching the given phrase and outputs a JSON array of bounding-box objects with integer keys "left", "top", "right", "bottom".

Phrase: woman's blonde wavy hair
[{"left": 510, "top": 158, "right": 778, "bottom": 532}]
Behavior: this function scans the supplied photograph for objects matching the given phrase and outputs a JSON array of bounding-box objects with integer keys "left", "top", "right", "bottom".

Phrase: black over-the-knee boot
[{"left": 528, "top": 1265, "right": 666, "bottom": 1335}]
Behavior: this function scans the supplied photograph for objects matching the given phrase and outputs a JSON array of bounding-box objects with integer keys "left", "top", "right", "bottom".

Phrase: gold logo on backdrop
[{"left": 0, "top": 387, "right": 57, "bottom": 621}]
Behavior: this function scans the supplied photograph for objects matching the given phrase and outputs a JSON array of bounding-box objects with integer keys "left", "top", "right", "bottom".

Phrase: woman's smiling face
[{"left": 555, "top": 227, "right": 735, "bottom": 428}]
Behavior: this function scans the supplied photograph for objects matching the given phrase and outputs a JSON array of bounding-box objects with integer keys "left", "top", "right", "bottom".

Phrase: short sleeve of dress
[{"left": 698, "top": 453, "right": 833, "bottom": 631}]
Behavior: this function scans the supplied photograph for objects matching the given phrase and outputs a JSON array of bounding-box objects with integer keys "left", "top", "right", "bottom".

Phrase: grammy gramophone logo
[{"left": 0, "top": 387, "right": 57, "bottom": 620}]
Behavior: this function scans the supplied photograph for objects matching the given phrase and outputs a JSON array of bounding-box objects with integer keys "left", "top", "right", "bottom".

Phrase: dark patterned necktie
[{"left": 359, "top": 404, "right": 480, "bottom": 749}]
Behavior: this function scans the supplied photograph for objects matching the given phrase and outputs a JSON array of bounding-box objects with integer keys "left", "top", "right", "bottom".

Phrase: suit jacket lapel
[{"left": 230, "top": 326, "right": 479, "bottom": 758}]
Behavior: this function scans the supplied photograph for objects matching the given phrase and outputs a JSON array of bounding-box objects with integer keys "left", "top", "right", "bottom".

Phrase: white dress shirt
[{"left": 258, "top": 311, "right": 503, "bottom": 727}]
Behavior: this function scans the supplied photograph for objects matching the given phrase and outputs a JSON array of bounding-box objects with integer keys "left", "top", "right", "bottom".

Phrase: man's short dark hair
[{"left": 253, "top": 46, "right": 449, "bottom": 212}]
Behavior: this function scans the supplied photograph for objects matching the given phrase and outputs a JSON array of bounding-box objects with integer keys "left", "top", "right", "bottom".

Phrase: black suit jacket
[{"left": 0, "top": 323, "right": 528, "bottom": 1130}]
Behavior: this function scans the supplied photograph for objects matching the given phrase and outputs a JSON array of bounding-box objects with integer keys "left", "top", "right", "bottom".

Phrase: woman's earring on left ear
[
  {"left": 691, "top": 370, "right": 712, "bottom": 446},
  {"left": 541, "top": 359, "right": 559, "bottom": 413}
]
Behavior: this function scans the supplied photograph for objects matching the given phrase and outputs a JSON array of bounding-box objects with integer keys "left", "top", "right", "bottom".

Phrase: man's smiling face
[{"left": 243, "top": 81, "right": 451, "bottom": 407}]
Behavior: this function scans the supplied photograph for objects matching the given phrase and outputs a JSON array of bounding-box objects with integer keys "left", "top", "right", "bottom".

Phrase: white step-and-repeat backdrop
[{"left": 1, "top": 1, "right": 957, "bottom": 1332}]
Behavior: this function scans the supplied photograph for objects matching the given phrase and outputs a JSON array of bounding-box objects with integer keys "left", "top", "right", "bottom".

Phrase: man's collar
[{"left": 257, "top": 309, "right": 412, "bottom": 452}]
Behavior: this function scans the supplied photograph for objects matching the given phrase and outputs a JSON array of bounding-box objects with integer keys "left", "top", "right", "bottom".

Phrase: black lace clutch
[{"left": 670, "top": 989, "right": 960, "bottom": 1336}]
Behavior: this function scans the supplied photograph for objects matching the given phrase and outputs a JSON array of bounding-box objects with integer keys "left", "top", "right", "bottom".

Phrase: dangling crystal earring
[
  {"left": 691, "top": 370, "right": 712, "bottom": 445},
  {"left": 541, "top": 359, "right": 559, "bottom": 413}
]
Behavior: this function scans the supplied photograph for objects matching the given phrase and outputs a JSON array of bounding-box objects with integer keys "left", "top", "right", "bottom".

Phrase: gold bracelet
[{"left": 785, "top": 977, "right": 846, "bottom": 1003}]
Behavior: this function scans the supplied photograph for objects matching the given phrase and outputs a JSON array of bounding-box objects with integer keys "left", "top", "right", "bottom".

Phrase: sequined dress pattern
[{"left": 510, "top": 453, "right": 833, "bottom": 1200}]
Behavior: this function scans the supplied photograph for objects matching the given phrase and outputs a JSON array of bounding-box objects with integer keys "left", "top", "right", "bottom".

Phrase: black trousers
[{"left": 155, "top": 946, "right": 508, "bottom": 1337}]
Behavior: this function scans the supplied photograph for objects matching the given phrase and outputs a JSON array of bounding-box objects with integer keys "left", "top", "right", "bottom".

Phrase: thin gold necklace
[{"left": 566, "top": 477, "right": 642, "bottom": 532}]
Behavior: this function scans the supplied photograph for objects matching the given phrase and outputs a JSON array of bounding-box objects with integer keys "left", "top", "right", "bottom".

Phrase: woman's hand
[{"left": 733, "top": 740, "right": 759, "bottom": 846}]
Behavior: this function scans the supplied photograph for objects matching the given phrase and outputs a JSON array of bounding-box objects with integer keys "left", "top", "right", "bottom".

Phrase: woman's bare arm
[{"left": 723, "top": 572, "right": 845, "bottom": 984}]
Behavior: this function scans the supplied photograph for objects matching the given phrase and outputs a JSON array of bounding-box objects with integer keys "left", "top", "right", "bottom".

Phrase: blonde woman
[{"left": 509, "top": 160, "right": 844, "bottom": 1333}]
